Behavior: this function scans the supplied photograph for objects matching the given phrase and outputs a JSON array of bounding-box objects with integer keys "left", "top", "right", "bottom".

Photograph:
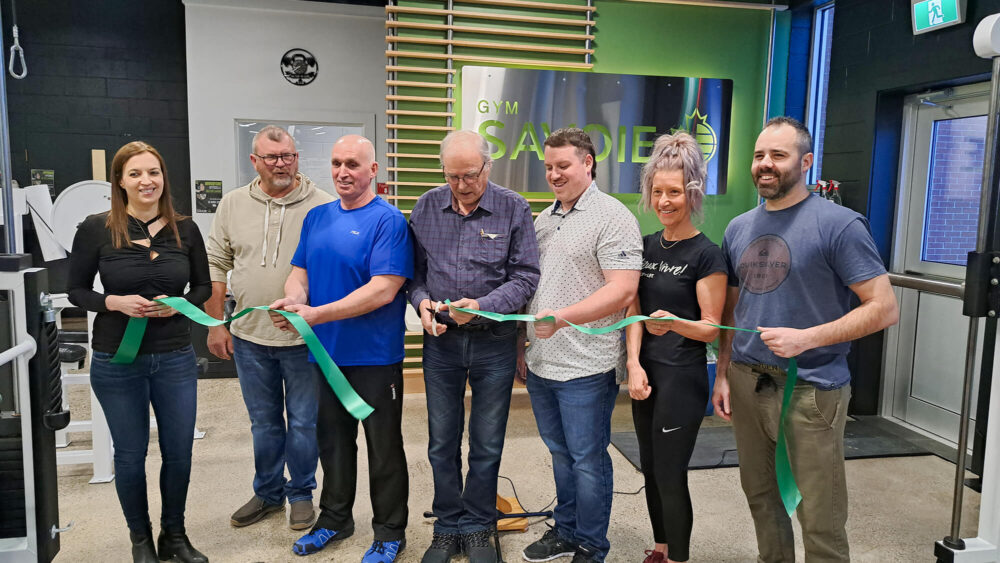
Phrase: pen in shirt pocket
[{"left": 480, "top": 228, "right": 500, "bottom": 240}]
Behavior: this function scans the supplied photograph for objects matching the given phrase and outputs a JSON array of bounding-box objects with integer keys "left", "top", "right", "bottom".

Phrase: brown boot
[{"left": 230, "top": 495, "right": 284, "bottom": 527}]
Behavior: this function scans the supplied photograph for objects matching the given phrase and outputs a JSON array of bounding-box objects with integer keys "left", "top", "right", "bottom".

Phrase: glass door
[{"left": 884, "top": 82, "right": 995, "bottom": 444}]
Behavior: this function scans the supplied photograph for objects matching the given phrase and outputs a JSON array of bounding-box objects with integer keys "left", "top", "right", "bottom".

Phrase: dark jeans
[
  {"left": 90, "top": 345, "right": 198, "bottom": 534},
  {"left": 527, "top": 369, "right": 618, "bottom": 561},
  {"left": 314, "top": 363, "right": 408, "bottom": 541},
  {"left": 423, "top": 322, "right": 517, "bottom": 534},
  {"left": 231, "top": 336, "right": 319, "bottom": 505}
]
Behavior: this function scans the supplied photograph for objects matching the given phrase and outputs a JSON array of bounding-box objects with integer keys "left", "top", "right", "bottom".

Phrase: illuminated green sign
[
  {"left": 912, "top": 0, "right": 965, "bottom": 35},
  {"left": 461, "top": 67, "right": 733, "bottom": 195}
]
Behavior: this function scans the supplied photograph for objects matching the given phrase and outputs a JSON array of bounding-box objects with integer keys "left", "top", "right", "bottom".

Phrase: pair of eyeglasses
[
  {"left": 254, "top": 153, "right": 298, "bottom": 166},
  {"left": 444, "top": 162, "right": 487, "bottom": 185}
]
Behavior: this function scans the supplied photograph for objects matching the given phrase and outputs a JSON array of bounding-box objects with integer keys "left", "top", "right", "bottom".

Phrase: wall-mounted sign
[
  {"left": 195, "top": 180, "right": 222, "bottom": 213},
  {"left": 912, "top": 0, "right": 966, "bottom": 35},
  {"left": 280, "top": 48, "right": 318, "bottom": 86},
  {"left": 30, "top": 168, "right": 55, "bottom": 198},
  {"left": 461, "top": 66, "right": 732, "bottom": 195}
]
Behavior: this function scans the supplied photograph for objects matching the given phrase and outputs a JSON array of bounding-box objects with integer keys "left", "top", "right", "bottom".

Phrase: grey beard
[{"left": 271, "top": 175, "right": 293, "bottom": 189}]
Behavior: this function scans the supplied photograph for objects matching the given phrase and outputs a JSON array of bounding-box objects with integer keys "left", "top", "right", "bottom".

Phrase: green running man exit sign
[{"left": 912, "top": 0, "right": 966, "bottom": 35}]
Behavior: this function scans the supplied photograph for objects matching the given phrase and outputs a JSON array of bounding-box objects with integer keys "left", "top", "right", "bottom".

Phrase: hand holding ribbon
[
  {"left": 444, "top": 299, "right": 803, "bottom": 517},
  {"left": 643, "top": 310, "right": 675, "bottom": 336},
  {"left": 111, "top": 297, "right": 374, "bottom": 421},
  {"left": 446, "top": 298, "right": 480, "bottom": 325}
]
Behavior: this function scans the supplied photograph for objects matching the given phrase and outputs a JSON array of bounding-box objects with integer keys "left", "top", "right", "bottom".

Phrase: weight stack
[
  {"left": 0, "top": 416, "right": 26, "bottom": 541},
  {"left": 25, "top": 268, "right": 66, "bottom": 562}
]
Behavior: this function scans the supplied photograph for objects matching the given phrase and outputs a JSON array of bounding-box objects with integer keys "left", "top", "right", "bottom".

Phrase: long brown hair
[{"left": 106, "top": 141, "right": 183, "bottom": 249}]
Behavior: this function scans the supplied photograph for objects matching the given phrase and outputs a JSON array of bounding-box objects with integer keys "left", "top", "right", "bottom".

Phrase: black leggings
[{"left": 631, "top": 363, "right": 707, "bottom": 562}]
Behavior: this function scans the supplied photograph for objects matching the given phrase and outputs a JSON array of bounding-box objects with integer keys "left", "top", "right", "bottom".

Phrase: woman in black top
[
  {"left": 625, "top": 132, "right": 728, "bottom": 563},
  {"left": 68, "top": 141, "right": 211, "bottom": 563}
]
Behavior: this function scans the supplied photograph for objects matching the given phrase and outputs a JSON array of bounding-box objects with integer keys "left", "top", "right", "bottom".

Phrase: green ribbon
[
  {"left": 446, "top": 300, "right": 802, "bottom": 516},
  {"left": 775, "top": 357, "right": 802, "bottom": 516},
  {"left": 109, "top": 297, "right": 374, "bottom": 421}
]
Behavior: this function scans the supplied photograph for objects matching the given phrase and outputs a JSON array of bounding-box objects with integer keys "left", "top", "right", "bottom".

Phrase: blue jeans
[
  {"left": 231, "top": 336, "right": 319, "bottom": 505},
  {"left": 527, "top": 369, "right": 618, "bottom": 561},
  {"left": 423, "top": 323, "right": 518, "bottom": 534},
  {"left": 90, "top": 345, "right": 198, "bottom": 533}
]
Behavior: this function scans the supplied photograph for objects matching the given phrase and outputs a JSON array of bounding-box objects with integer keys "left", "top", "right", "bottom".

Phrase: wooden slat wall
[{"left": 387, "top": 0, "right": 594, "bottom": 388}]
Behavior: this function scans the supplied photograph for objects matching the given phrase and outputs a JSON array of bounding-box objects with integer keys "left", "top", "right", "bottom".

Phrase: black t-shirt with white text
[{"left": 637, "top": 231, "right": 727, "bottom": 367}]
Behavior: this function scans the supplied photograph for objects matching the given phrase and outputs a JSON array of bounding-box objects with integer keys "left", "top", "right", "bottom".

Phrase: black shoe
[
  {"left": 157, "top": 530, "right": 208, "bottom": 563},
  {"left": 421, "top": 532, "right": 462, "bottom": 563},
  {"left": 130, "top": 529, "right": 158, "bottom": 563},
  {"left": 522, "top": 528, "right": 575, "bottom": 562},
  {"left": 463, "top": 529, "right": 497, "bottom": 563},
  {"left": 570, "top": 545, "right": 600, "bottom": 563}
]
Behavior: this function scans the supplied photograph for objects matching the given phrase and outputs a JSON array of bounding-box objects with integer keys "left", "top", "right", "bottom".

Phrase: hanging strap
[{"left": 7, "top": 0, "right": 26, "bottom": 79}]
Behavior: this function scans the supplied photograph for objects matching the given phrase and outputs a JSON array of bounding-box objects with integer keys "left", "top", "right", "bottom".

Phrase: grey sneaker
[
  {"left": 421, "top": 532, "right": 462, "bottom": 563},
  {"left": 463, "top": 529, "right": 497, "bottom": 563},
  {"left": 230, "top": 495, "right": 284, "bottom": 527},
  {"left": 522, "top": 528, "right": 575, "bottom": 562},
  {"left": 289, "top": 500, "right": 315, "bottom": 530}
]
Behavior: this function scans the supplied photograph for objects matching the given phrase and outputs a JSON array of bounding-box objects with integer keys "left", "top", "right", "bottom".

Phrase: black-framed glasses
[
  {"left": 254, "top": 153, "right": 298, "bottom": 166},
  {"left": 444, "top": 162, "right": 487, "bottom": 185}
]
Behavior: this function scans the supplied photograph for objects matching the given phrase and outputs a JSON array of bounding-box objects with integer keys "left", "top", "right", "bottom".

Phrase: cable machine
[
  {"left": 934, "top": 13, "right": 1000, "bottom": 563},
  {"left": 0, "top": 1, "right": 71, "bottom": 560}
]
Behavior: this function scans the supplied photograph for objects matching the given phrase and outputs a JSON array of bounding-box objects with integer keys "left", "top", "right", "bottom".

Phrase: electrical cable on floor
[
  {"left": 613, "top": 485, "right": 645, "bottom": 495},
  {"left": 498, "top": 474, "right": 556, "bottom": 514}
]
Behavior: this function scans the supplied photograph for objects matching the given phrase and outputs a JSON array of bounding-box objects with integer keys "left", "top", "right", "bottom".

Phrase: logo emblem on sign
[
  {"left": 280, "top": 49, "right": 318, "bottom": 86},
  {"left": 684, "top": 109, "right": 718, "bottom": 164}
]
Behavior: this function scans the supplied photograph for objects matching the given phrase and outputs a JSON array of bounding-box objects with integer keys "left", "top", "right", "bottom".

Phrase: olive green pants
[{"left": 729, "top": 362, "right": 852, "bottom": 563}]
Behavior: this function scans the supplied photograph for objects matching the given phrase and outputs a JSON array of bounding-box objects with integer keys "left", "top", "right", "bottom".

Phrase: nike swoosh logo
[{"left": 662, "top": 427, "right": 681, "bottom": 433}]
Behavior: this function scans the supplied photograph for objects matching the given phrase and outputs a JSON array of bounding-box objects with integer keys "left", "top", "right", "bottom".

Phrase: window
[
  {"left": 921, "top": 115, "right": 987, "bottom": 266},
  {"left": 235, "top": 120, "right": 366, "bottom": 196},
  {"left": 805, "top": 2, "right": 834, "bottom": 185}
]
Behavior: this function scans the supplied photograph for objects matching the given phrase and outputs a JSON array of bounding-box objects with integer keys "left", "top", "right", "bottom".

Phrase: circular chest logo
[
  {"left": 280, "top": 49, "right": 318, "bottom": 86},
  {"left": 737, "top": 234, "right": 791, "bottom": 294}
]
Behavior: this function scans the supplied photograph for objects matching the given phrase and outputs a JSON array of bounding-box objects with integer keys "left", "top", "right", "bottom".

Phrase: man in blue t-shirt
[
  {"left": 270, "top": 135, "right": 413, "bottom": 563},
  {"left": 713, "top": 117, "right": 898, "bottom": 563}
]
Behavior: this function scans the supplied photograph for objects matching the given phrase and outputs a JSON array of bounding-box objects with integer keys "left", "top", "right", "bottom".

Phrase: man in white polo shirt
[{"left": 521, "top": 128, "right": 642, "bottom": 563}]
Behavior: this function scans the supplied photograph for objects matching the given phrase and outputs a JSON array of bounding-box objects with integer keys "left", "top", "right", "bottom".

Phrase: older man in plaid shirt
[{"left": 408, "top": 130, "right": 540, "bottom": 563}]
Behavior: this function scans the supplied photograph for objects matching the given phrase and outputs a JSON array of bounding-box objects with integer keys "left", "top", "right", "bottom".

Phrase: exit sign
[{"left": 912, "top": 0, "right": 966, "bottom": 35}]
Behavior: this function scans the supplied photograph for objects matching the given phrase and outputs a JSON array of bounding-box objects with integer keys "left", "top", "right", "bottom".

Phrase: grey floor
[{"left": 53, "top": 379, "right": 980, "bottom": 562}]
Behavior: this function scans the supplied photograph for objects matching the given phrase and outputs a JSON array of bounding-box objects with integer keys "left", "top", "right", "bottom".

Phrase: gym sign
[{"left": 461, "top": 66, "right": 733, "bottom": 195}]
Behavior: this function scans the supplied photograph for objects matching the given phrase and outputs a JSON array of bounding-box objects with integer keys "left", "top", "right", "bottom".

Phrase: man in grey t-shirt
[
  {"left": 713, "top": 117, "right": 899, "bottom": 562},
  {"left": 521, "top": 128, "right": 642, "bottom": 563}
]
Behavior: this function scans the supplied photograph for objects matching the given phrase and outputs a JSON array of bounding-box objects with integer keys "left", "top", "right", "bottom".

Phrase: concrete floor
[{"left": 53, "top": 379, "right": 980, "bottom": 562}]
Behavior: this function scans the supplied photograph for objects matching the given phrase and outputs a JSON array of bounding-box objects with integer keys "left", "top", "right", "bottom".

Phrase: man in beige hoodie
[{"left": 205, "top": 125, "right": 334, "bottom": 531}]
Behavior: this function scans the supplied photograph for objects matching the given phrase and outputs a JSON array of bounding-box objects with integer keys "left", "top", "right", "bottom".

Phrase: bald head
[
  {"left": 334, "top": 134, "right": 376, "bottom": 165},
  {"left": 331, "top": 134, "right": 378, "bottom": 209}
]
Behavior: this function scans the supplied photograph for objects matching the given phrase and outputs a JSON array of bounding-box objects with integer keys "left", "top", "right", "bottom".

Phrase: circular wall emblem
[
  {"left": 280, "top": 49, "right": 318, "bottom": 86},
  {"left": 737, "top": 234, "right": 791, "bottom": 294}
]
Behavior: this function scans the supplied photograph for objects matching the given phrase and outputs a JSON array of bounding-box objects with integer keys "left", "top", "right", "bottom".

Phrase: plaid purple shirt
[{"left": 408, "top": 181, "right": 540, "bottom": 323}]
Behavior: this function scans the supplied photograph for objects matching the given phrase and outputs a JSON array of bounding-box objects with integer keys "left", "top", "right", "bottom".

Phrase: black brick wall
[
  {"left": 823, "top": 0, "right": 999, "bottom": 414},
  {"left": 3, "top": 0, "right": 190, "bottom": 214}
]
